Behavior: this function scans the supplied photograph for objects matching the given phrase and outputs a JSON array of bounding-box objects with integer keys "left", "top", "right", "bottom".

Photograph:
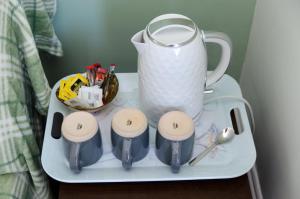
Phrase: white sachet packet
[
  {"left": 78, "top": 86, "right": 103, "bottom": 108},
  {"left": 64, "top": 96, "right": 89, "bottom": 108}
]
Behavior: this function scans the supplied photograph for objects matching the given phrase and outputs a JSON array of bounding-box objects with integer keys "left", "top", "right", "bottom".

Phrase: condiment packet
[
  {"left": 95, "top": 68, "right": 107, "bottom": 87},
  {"left": 58, "top": 74, "right": 88, "bottom": 102},
  {"left": 78, "top": 86, "right": 103, "bottom": 108},
  {"left": 86, "top": 65, "right": 96, "bottom": 86},
  {"left": 64, "top": 97, "right": 88, "bottom": 108}
]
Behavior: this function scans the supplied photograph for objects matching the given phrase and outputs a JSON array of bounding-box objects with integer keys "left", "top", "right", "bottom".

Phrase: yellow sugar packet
[{"left": 64, "top": 74, "right": 88, "bottom": 97}]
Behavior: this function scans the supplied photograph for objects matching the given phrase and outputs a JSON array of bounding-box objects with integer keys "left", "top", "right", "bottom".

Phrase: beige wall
[{"left": 240, "top": 0, "right": 300, "bottom": 198}]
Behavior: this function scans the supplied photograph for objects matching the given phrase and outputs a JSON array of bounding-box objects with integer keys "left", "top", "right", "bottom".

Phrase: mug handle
[
  {"left": 69, "top": 143, "right": 81, "bottom": 173},
  {"left": 202, "top": 31, "right": 232, "bottom": 86},
  {"left": 122, "top": 138, "right": 133, "bottom": 170},
  {"left": 171, "top": 141, "right": 181, "bottom": 173}
]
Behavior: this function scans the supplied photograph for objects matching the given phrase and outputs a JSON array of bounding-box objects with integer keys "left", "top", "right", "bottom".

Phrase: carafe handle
[{"left": 203, "top": 31, "right": 232, "bottom": 86}]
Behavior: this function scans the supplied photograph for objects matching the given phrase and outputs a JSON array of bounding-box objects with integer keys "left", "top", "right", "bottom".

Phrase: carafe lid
[
  {"left": 61, "top": 111, "right": 98, "bottom": 142},
  {"left": 146, "top": 14, "right": 198, "bottom": 47}
]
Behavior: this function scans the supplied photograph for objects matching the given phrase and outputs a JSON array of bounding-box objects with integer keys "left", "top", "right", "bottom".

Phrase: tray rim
[{"left": 41, "top": 73, "right": 256, "bottom": 183}]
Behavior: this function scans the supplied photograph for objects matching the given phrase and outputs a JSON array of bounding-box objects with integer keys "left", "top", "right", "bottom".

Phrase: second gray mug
[
  {"left": 111, "top": 108, "right": 149, "bottom": 170},
  {"left": 155, "top": 111, "right": 195, "bottom": 173}
]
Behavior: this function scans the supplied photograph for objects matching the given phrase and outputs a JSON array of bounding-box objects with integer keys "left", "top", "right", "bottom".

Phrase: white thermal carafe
[{"left": 131, "top": 14, "right": 232, "bottom": 126}]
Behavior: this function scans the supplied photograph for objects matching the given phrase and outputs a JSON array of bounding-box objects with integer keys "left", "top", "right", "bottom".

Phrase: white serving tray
[{"left": 41, "top": 73, "right": 256, "bottom": 183}]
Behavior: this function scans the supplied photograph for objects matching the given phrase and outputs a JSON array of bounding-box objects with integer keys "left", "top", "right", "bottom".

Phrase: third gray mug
[{"left": 155, "top": 111, "right": 195, "bottom": 173}]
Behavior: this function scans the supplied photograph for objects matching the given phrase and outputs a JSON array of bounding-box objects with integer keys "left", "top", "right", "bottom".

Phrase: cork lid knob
[
  {"left": 158, "top": 111, "right": 194, "bottom": 141},
  {"left": 61, "top": 111, "right": 98, "bottom": 142},
  {"left": 112, "top": 108, "right": 148, "bottom": 138}
]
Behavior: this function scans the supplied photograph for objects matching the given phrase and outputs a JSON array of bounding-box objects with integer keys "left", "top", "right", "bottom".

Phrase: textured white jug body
[
  {"left": 138, "top": 33, "right": 207, "bottom": 126},
  {"left": 133, "top": 14, "right": 232, "bottom": 126}
]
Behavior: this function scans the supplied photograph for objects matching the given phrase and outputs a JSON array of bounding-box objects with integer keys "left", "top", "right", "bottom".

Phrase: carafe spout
[{"left": 131, "top": 30, "right": 146, "bottom": 54}]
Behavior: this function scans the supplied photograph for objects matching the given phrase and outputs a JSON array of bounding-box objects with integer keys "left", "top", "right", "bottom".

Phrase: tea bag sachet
[{"left": 65, "top": 86, "right": 103, "bottom": 108}]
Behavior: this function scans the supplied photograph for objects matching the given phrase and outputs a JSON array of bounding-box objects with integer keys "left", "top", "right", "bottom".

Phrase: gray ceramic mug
[
  {"left": 155, "top": 111, "right": 195, "bottom": 173},
  {"left": 111, "top": 108, "right": 149, "bottom": 170},
  {"left": 61, "top": 111, "right": 103, "bottom": 173}
]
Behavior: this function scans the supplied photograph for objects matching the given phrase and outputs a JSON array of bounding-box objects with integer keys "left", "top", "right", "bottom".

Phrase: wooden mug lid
[
  {"left": 112, "top": 108, "right": 148, "bottom": 138},
  {"left": 158, "top": 111, "right": 194, "bottom": 141},
  {"left": 61, "top": 111, "right": 98, "bottom": 142}
]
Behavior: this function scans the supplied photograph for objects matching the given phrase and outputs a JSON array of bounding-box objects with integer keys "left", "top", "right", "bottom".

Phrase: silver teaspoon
[{"left": 189, "top": 127, "right": 235, "bottom": 166}]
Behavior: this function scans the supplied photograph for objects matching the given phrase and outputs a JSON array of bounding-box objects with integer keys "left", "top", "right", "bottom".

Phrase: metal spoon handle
[
  {"left": 189, "top": 143, "right": 217, "bottom": 166},
  {"left": 204, "top": 89, "right": 214, "bottom": 94}
]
